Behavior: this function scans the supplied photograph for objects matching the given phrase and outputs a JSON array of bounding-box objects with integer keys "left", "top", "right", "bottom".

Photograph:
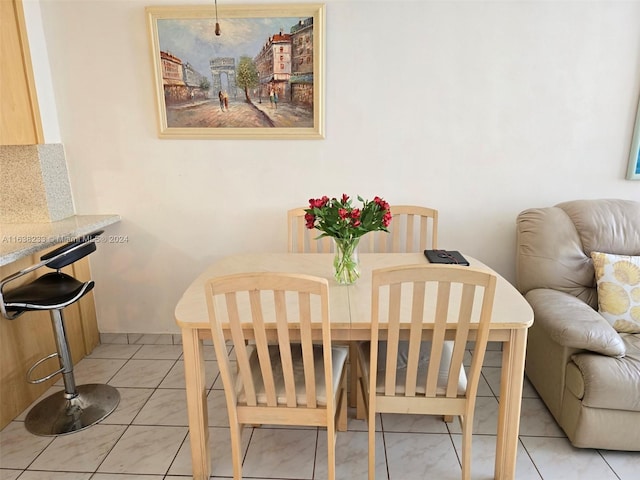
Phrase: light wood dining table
[{"left": 174, "top": 253, "right": 533, "bottom": 480}]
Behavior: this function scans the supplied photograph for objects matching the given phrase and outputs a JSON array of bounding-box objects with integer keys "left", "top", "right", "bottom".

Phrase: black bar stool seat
[
  {"left": 0, "top": 230, "right": 119, "bottom": 436},
  {"left": 3, "top": 272, "right": 94, "bottom": 311}
]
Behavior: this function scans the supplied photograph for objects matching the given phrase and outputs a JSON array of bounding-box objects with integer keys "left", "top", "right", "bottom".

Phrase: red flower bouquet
[{"left": 304, "top": 194, "right": 392, "bottom": 283}]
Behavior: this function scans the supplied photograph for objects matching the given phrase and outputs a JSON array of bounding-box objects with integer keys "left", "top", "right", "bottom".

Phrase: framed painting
[
  {"left": 146, "top": 3, "right": 325, "bottom": 139},
  {"left": 627, "top": 95, "right": 640, "bottom": 180}
]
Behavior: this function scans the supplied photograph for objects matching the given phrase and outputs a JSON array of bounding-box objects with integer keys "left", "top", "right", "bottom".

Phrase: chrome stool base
[{"left": 25, "top": 384, "right": 120, "bottom": 436}]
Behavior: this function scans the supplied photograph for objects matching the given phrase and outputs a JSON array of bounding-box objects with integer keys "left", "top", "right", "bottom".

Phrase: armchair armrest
[{"left": 525, "top": 288, "right": 625, "bottom": 358}]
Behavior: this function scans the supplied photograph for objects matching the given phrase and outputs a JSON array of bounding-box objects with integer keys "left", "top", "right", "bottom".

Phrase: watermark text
[{"left": 1, "top": 234, "right": 129, "bottom": 244}]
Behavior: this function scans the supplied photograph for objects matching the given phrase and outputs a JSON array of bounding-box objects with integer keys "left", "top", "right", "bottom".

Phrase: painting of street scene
[{"left": 147, "top": 4, "right": 324, "bottom": 138}]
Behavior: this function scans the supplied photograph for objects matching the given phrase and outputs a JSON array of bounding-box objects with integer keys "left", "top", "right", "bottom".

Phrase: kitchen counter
[{"left": 0, "top": 214, "right": 121, "bottom": 267}]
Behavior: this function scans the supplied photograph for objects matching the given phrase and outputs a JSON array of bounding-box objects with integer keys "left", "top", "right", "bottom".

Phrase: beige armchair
[{"left": 515, "top": 199, "right": 640, "bottom": 450}]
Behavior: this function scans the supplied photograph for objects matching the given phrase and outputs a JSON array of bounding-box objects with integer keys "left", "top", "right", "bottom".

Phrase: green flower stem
[{"left": 333, "top": 238, "right": 360, "bottom": 284}]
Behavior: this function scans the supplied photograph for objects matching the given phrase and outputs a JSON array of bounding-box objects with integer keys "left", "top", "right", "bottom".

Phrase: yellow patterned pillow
[{"left": 591, "top": 252, "right": 640, "bottom": 333}]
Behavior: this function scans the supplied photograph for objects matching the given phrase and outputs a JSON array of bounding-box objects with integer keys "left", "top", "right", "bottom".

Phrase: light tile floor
[{"left": 1, "top": 341, "right": 639, "bottom": 479}]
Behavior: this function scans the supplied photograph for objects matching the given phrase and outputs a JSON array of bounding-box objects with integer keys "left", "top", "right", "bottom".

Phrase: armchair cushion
[
  {"left": 591, "top": 252, "right": 640, "bottom": 333},
  {"left": 525, "top": 288, "right": 625, "bottom": 357}
]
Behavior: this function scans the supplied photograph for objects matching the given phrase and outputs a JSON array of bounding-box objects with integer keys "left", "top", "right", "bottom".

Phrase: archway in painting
[{"left": 210, "top": 57, "right": 237, "bottom": 99}]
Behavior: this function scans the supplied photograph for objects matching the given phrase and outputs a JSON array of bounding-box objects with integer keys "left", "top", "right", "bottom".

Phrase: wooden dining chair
[
  {"left": 205, "top": 272, "right": 348, "bottom": 480},
  {"left": 361, "top": 205, "right": 438, "bottom": 253},
  {"left": 356, "top": 264, "right": 497, "bottom": 480},
  {"left": 287, "top": 207, "right": 334, "bottom": 253}
]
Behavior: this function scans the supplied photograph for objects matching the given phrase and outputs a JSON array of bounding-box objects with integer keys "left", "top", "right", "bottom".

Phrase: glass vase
[{"left": 333, "top": 238, "right": 360, "bottom": 285}]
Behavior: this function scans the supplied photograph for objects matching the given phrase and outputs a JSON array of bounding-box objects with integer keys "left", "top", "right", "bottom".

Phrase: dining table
[{"left": 174, "top": 252, "right": 533, "bottom": 480}]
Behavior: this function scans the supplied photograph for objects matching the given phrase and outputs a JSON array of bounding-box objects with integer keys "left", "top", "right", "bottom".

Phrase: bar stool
[{"left": 0, "top": 230, "right": 119, "bottom": 436}]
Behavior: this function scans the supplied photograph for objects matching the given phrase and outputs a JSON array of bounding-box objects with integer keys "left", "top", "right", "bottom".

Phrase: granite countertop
[{"left": 0, "top": 214, "right": 121, "bottom": 267}]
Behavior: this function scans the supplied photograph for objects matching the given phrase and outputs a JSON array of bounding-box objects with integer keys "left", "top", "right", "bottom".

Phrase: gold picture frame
[{"left": 146, "top": 3, "right": 325, "bottom": 139}]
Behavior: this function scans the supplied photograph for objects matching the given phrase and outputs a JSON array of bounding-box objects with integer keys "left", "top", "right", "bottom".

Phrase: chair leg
[
  {"left": 50, "top": 309, "right": 77, "bottom": 398},
  {"left": 24, "top": 309, "right": 120, "bottom": 436},
  {"left": 368, "top": 427, "right": 375, "bottom": 479},
  {"left": 327, "top": 411, "right": 337, "bottom": 480},
  {"left": 337, "top": 370, "right": 348, "bottom": 432},
  {"left": 356, "top": 388, "right": 366, "bottom": 420},
  {"left": 461, "top": 414, "right": 473, "bottom": 480},
  {"left": 229, "top": 420, "right": 244, "bottom": 480},
  {"left": 349, "top": 342, "right": 358, "bottom": 408},
  {"left": 368, "top": 402, "right": 376, "bottom": 480},
  {"left": 355, "top": 355, "right": 366, "bottom": 420}
]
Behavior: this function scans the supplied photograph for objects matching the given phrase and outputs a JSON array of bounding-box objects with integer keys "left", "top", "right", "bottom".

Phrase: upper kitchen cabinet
[{"left": 0, "top": 0, "right": 43, "bottom": 145}]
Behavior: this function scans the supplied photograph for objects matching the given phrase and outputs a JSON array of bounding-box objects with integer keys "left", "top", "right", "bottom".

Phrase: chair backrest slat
[
  {"left": 404, "top": 214, "right": 415, "bottom": 252},
  {"left": 384, "top": 283, "right": 402, "bottom": 396},
  {"left": 403, "top": 281, "right": 426, "bottom": 396},
  {"left": 391, "top": 217, "right": 402, "bottom": 252},
  {"left": 295, "top": 221, "right": 306, "bottom": 252},
  {"left": 249, "top": 289, "right": 279, "bottom": 406},
  {"left": 298, "top": 291, "right": 318, "bottom": 408},
  {"left": 444, "top": 284, "right": 475, "bottom": 397},
  {"left": 466, "top": 285, "right": 495, "bottom": 402},
  {"left": 273, "top": 289, "right": 297, "bottom": 407},
  {"left": 419, "top": 216, "right": 428, "bottom": 252},
  {"left": 226, "top": 291, "right": 258, "bottom": 406},
  {"left": 424, "top": 281, "right": 449, "bottom": 397}
]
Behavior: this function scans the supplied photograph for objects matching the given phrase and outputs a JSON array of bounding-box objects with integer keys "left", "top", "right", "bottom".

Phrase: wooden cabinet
[
  {"left": 0, "top": 0, "right": 43, "bottom": 145},
  {"left": 0, "top": 253, "right": 99, "bottom": 429}
]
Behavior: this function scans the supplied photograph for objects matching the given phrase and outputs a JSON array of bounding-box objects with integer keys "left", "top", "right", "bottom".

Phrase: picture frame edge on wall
[
  {"left": 626, "top": 95, "right": 640, "bottom": 180},
  {"left": 146, "top": 3, "right": 326, "bottom": 140}
]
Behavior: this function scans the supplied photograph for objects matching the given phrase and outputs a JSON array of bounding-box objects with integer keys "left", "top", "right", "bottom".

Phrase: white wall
[
  {"left": 30, "top": 0, "right": 640, "bottom": 334},
  {"left": 21, "top": 0, "right": 60, "bottom": 143}
]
